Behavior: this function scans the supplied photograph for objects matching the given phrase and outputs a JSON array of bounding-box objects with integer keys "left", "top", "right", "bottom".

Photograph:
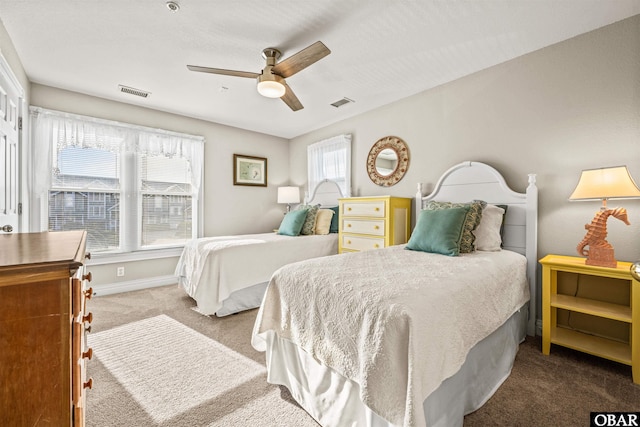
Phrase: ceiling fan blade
[
  {"left": 187, "top": 65, "right": 260, "bottom": 79},
  {"left": 272, "top": 41, "right": 331, "bottom": 78},
  {"left": 281, "top": 83, "right": 303, "bottom": 111}
]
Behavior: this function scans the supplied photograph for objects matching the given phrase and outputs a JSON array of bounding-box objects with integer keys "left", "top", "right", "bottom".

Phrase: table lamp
[
  {"left": 569, "top": 165, "right": 640, "bottom": 267},
  {"left": 277, "top": 186, "right": 300, "bottom": 213}
]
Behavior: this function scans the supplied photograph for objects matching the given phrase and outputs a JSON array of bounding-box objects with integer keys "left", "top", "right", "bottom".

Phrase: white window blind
[
  {"left": 30, "top": 107, "right": 204, "bottom": 253},
  {"left": 307, "top": 134, "right": 352, "bottom": 197}
]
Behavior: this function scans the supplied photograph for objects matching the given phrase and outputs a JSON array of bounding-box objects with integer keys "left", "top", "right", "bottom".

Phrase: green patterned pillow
[
  {"left": 295, "top": 204, "right": 320, "bottom": 235},
  {"left": 425, "top": 201, "right": 484, "bottom": 253}
]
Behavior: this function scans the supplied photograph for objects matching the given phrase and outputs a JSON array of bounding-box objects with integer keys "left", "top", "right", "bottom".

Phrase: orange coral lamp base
[
  {"left": 584, "top": 246, "right": 617, "bottom": 268},
  {"left": 576, "top": 207, "right": 630, "bottom": 269}
]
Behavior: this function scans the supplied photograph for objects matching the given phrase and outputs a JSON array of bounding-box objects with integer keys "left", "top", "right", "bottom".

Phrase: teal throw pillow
[
  {"left": 329, "top": 206, "right": 339, "bottom": 233},
  {"left": 277, "top": 210, "right": 308, "bottom": 236},
  {"left": 495, "top": 204, "right": 509, "bottom": 243},
  {"left": 405, "top": 207, "right": 470, "bottom": 256}
]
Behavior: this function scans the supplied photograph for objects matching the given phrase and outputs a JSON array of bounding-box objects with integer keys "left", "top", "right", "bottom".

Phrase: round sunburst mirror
[{"left": 366, "top": 136, "right": 410, "bottom": 187}]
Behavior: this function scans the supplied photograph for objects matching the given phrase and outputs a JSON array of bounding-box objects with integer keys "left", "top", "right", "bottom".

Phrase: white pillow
[
  {"left": 314, "top": 209, "right": 335, "bottom": 235},
  {"left": 473, "top": 204, "right": 505, "bottom": 251}
]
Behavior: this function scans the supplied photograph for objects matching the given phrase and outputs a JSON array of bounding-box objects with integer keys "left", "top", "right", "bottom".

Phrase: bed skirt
[
  {"left": 213, "top": 281, "right": 268, "bottom": 317},
  {"left": 262, "top": 303, "right": 529, "bottom": 427}
]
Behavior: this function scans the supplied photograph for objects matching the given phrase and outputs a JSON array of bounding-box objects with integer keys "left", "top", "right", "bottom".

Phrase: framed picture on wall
[{"left": 233, "top": 154, "right": 267, "bottom": 186}]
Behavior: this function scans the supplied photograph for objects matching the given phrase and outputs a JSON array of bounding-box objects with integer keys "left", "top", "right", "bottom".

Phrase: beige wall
[{"left": 291, "top": 15, "right": 640, "bottom": 267}]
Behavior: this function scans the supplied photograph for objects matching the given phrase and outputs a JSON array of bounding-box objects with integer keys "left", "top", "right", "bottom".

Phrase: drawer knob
[
  {"left": 347, "top": 207, "right": 352, "bottom": 211},
  {"left": 85, "top": 325, "right": 92, "bottom": 333},
  {"left": 82, "top": 312, "right": 93, "bottom": 324},
  {"left": 83, "top": 272, "right": 92, "bottom": 282},
  {"left": 82, "top": 348, "right": 93, "bottom": 360},
  {"left": 85, "top": 253, "right": 91, "bottom": 260},
  {"left": 374, "top": 225, "right": 379, "bottom": 230},
  {"left": 83, "top": 378, "right": 93, "bottom": 390},
  {"left": 347, "top": 240, "right": 351, "bottom": 244},
  {"left": 375, "top": 207, "right": 380, "bottom": 211},
  {"left": 347, "top": 224, "right": 352, "bottom": 227},
  {"left": 374, "top": 244, "right": 380, "bottom": 248},
  {"left": 84, "top": 288, "right": 93, "bottom": 300}
]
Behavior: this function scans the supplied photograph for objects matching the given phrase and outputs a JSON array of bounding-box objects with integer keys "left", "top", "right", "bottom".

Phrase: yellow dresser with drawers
[{"left": 338, "top": 196, "right": 412, "bottom": 253}]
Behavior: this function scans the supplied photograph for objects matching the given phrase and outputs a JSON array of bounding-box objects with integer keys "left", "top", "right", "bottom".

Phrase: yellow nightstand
[
  {"left": 540, "top": 254, "right": 639, "bottom": 383},
  {"left": 338, "top": 196, "right": 411, "bottom": 253}
]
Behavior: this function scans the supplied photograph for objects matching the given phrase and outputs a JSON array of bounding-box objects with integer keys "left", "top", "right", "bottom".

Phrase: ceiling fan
[{"left": 187, "top": 41, "right": 331, "bottom": 111}]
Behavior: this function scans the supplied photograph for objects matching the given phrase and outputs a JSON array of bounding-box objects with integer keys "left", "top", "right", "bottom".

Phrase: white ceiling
[{"left": 0, "top": 1, "right": 638, "bottom": 139}]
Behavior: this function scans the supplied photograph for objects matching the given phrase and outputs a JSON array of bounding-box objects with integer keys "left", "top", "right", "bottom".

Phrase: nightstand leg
[
  {"left": 632, "top": 279, "right": 639, "bottom": 384},
  {"left": 542, "top": 265, "right": 551, "bottom": 355}
]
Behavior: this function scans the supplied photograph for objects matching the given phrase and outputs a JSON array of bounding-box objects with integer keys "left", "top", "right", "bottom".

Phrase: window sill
[{"left": 86, "top": 246, "right": 184, "bottom": 266}]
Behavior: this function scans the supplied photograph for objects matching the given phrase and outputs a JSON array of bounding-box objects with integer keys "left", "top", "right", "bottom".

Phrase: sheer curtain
[
  {"left": 307, "top": 134, "right": 351, "bottom": 198},
  {"left": 29, "top": 107, "right": 204, "bottom": 252},
  {"left": 31, "top": 107, "right": 203, "bottom": 194}
]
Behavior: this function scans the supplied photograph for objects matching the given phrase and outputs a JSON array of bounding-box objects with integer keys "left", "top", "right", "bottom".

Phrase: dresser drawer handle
[
  {"left": 82, "top": 312, "right": 93, "bottom": 324},
  {"left": 85, "top": 325, "right": 92, "bottom": 333},
  {"left": 375, "top": 207, "right": 380, "bottom": 211},
  {"left": 347, "top": 224, "right": 352, "bottom": 227},
  {"left": 374, "top": 244, "right": 380, "bottom": 248},
  {"left": 84, "top": 288, "right": 93, "bottom": 300},
  {"left": 83, "top": 272, "right": 92, "bottom": 282},
  {"left": 374, "top": 225, "right": 379, "bottom": 230},
  {"left": 347, "top": 207, "right": 352, "bottom": 211},
  {"left": 347, "top": 240, "right": 351, "bottom": 244},
  {"left": 85, "top": 252, "right": 91, "bottom": 260},
  {"left": 83, "top": 378, "right": 93, "bottom": 390},
  {"left": 82, "top": 348, "right": 93, "bottom": 360}
]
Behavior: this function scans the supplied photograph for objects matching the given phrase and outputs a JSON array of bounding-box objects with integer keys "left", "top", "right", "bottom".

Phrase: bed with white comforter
[
  {"left": 175, "top": 178, "right": 345, "bottom": 316},
  {"left": 175, "top": 232, "right": 337, "bottom": 315},
  {"left": 252, "top": 247, "right": 528, "bottom": 426},
  {"left": 251, "top": 161, "right": 538, "bottom": 426}
]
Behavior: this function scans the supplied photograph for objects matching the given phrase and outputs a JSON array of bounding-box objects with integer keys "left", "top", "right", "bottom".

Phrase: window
[
  {"left": 307, "top": 134, "right": 351, "bottom": 197},
  {"left": 31, "top": 107, "right": 204, "bottom": 254}
]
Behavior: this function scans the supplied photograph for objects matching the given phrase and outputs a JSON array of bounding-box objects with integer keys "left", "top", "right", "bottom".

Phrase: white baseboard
[{"left": 92, "top": 275, "right": 177, "bottom": 297}]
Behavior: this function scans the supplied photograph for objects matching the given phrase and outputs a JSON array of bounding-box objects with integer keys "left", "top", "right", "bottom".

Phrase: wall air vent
[
  {"left": 119, "top": 85, "right": 150, "bottom": 98},
  {"left": 330, "top": 97, "right": 354, "bottom": 108}
]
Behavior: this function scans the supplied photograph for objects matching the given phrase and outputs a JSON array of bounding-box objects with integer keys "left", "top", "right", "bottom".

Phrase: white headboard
[
  {"left": 305, "top": 179, "right": 345, "bottom": 207},
  {"left": 415, "top": 161, "right": 538, "bottom": 336}
]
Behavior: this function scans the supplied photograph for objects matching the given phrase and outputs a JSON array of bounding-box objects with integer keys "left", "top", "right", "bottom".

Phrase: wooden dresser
[
  {"left": 0, "top": 230, "right": 93, "bottom": 426},
  {"left": 338, "top": 196, "right": 412, "bottom": 253}
]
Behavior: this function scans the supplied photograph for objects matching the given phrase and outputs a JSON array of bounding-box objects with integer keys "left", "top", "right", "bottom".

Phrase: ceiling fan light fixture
[{"left": 257, "top": 74, "right": 286, "bottom": 98}]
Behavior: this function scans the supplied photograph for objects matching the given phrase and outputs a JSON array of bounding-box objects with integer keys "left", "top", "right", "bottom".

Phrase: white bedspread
[
  {"left": 252, "top": 246, "right": 529, "bottom": 427},
  {"left": 175, "top": 233, "right": 338, "bottom": 315}
]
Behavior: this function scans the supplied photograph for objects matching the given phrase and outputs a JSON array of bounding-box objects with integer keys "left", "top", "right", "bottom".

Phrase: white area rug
[{"left": 87, "top": 315, "right": 266, "bottom": 423}]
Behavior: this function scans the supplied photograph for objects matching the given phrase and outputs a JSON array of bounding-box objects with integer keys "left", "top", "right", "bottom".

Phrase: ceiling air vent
[
  {"left": 119, "top": 85, "right": 150, "bottom": 98},
  {"left": 330, "top": 97, "right": 354, "bottom": 108}
]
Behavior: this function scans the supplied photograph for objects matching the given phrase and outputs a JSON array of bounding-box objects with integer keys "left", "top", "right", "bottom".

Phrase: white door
[{"left": 0, "top": 58, "right": 23, "bottom": 234}]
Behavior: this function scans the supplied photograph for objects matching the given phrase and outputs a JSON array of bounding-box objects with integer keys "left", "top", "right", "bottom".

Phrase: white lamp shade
[
  {"left": 569, "top": 165, "right": 640, "bottom": 201},
  {"left": 257, "top": 80, "right": 285, "bottom": 98},
  {"left": 277, "top": 186, "right": 300, "bottom": 204}
]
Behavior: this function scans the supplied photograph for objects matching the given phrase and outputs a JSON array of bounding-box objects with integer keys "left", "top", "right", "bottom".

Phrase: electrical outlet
[{"left": 117, "top": 266, "right": 125, "bottom": 277}]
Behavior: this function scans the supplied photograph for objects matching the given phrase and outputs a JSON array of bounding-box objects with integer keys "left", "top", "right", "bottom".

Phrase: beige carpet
[
  {"left": 86, "top": 284, "right": 640, "bottom": 427},
  {"left": 88, "top": 315, "right": 270, "bottom": 423}
]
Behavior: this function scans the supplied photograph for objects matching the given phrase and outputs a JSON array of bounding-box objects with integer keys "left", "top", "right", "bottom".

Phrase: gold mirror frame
[{"left": 366, "top": 136, "right": 410, "bottom": 187}]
